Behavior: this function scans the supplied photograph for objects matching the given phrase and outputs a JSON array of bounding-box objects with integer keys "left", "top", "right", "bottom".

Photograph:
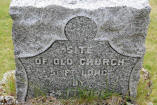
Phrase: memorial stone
[{"left": 9, "top": 0, "right": 151, "bottom": 102}]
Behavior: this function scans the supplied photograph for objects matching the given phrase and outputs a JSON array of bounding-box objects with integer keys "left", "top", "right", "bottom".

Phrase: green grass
[
  {"left": 0, "top": 0, "right": 157, "bottom": 104},
  {"left": 0, "top": 0, "right": 15, "bottom": 79},
  {"left": 136, "top": 71, "right": 152, "bottom": 105},
  {"left": 144, "top": 0, "right": 157, "bottom": 104}
]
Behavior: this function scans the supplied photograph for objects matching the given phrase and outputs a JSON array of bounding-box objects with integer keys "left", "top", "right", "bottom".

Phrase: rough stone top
[{"left": 10, "top": 0, "right": 150, "bottom": 9}]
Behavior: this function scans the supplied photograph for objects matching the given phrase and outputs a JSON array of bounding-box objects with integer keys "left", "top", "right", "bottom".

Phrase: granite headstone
[{"left": 9, "top": 0, "right": 151, "bottom": 102}]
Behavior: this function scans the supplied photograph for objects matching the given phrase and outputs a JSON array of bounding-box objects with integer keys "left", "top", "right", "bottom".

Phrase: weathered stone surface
[{"left": 10, "top": 0, "right": 151, "bottom": 102}]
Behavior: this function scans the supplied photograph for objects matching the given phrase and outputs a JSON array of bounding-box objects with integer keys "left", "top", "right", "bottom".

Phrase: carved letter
[
  {"left": 79, "top": 46, "right": 85, "bottom": 54},
  {"left": 103, "top": 59, "right": 109, "bottom": 65},
  {"left": 35, "top": 58, "right": 42, "bottom": 65},
  {"left": 86, "top": 59, "right": 93, "bottom": 65},
  {"left": 67, "top": 46, "right": 73, "bottom": 54},
  {"left": 118, "top": 59, "right": 125, "bottom": 65},
  {"left": 111, "top": 59, "right": 117, "bottom": 66},
  {"left": 95, "top": 59, "right": 101, "bottom": 65},
  {"left": 80, "top": 58, "right": 86, "bottom": 65},
  {"left": 54, "top": 59, "right": 60, "bottom": 65},
  {"left": 67, "top": 59, "right": 73, "bottom": 65}
]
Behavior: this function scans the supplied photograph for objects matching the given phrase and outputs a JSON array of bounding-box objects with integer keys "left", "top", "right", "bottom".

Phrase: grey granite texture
[{"left": 10, "top": 0, "right": 151, "bottom": 102}]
